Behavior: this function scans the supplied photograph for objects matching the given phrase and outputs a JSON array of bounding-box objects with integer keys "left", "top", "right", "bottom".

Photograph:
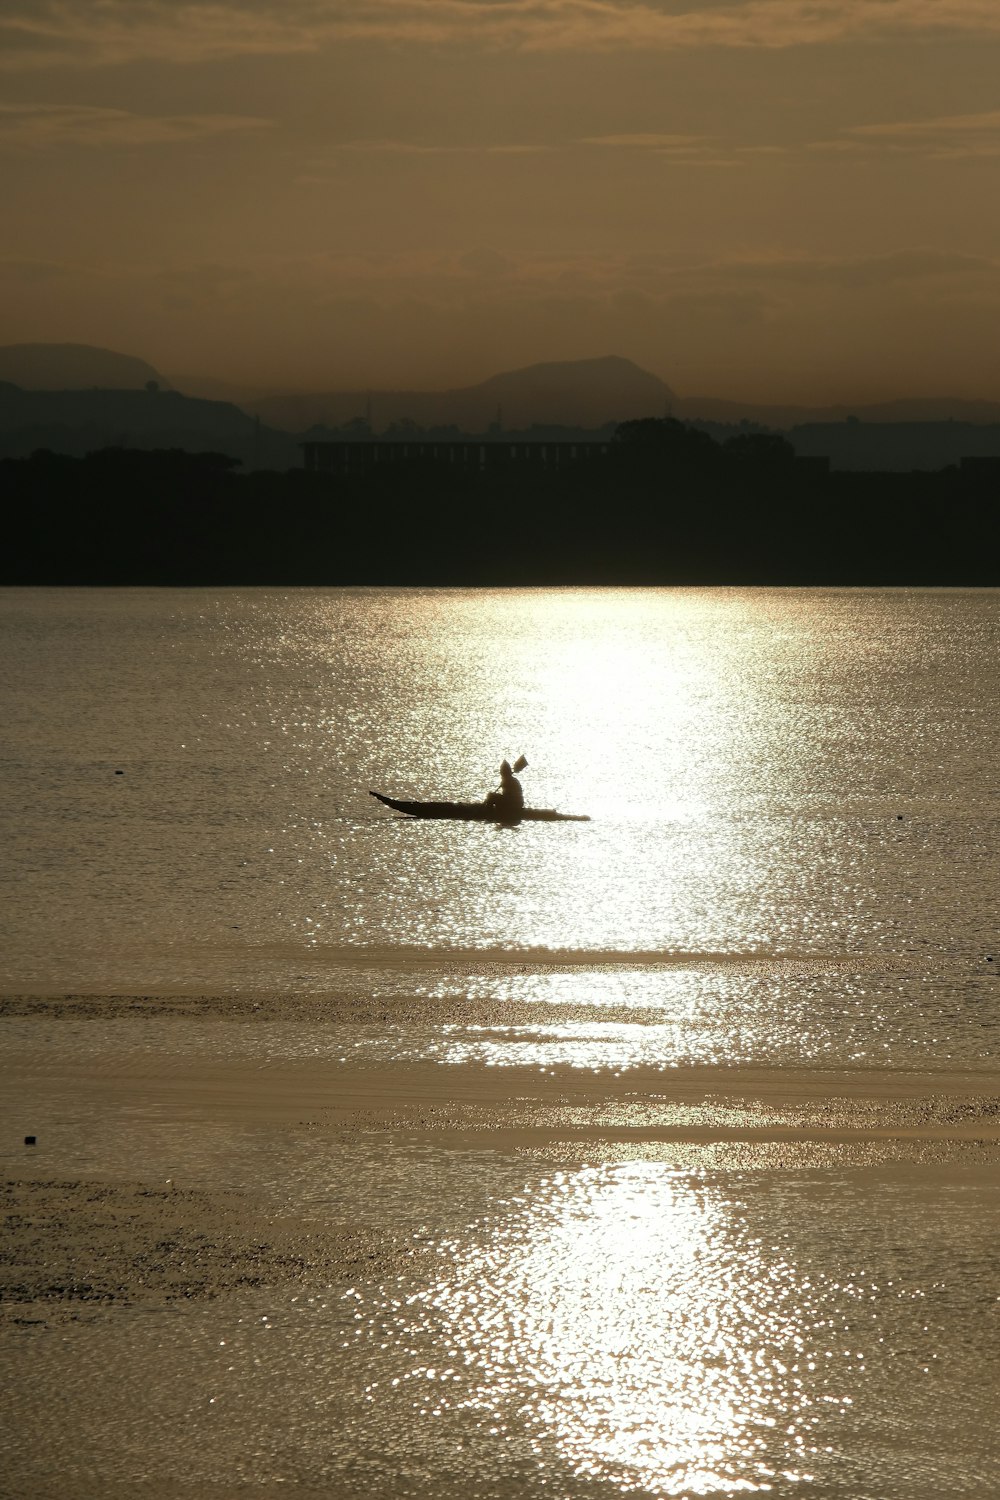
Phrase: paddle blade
[{"left": 513, "top": 755, "right": 528, "bottom": 773}]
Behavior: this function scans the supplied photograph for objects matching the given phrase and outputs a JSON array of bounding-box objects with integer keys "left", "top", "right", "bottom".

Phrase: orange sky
[{"left": 3, "top": 1, "right": 1000, "bottom": 401}]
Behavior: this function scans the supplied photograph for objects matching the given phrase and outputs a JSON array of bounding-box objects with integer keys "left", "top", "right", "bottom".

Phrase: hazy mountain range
[
  {"left": 0, "top": 343, "right": 172, "bottom": 394},
  {"left": 6, "top": 343, "right": 1000, "bottom": 432},
  {"left": 169, "top": 359, "right": 1000, "bottom": 432},
  {"left": 236, "top": 356, "right": 674, "bottom": 432},
  {"left": 4, "top": 344, "right": 1000, "bottom": 472},
  {"left": 0, "top": 382, "right": 297, "bottom": 469}
]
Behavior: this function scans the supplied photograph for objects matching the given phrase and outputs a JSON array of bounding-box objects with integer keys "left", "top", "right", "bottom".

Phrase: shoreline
[{"left": 5, "top": 989, "right": 999, "bottom": 1140}]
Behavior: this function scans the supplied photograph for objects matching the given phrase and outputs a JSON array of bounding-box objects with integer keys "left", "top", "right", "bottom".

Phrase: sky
[{"left": 2, "top": 0, "right": 1000, "bottom": 402}]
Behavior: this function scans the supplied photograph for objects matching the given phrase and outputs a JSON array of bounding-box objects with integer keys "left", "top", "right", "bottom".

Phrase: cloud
[
  {"left": 698, "top": 248, "right": 999, "bottom": 288},
  {"left": 299, "top": 114, "right": 1000, "bottom": 167},
  {"left": 458, "top": 247, "right": 515, "bottom": 278},
  {"left": 582, "top": 133, "right": 711, "bottom": 148},
  {"left": 7, "top": 241, "right": 1000, "bottom": 402},
  {"left": 0, "top": 2, "right": 310, "bottom": 70},
  {"left": 581, "top": 131, "right": 738, "bottom": 164},
  {"left": 0, "top": 103, "right": 270, "bottom": 148},
  {"left": 262, "top": 245, "right": 1000, "bottom": 301},
  {"left": 0, "top": 256, "right": 68, "bottom": 280},
  {"left": 323, "top": 138, "right": 551, "bottom": 155},
  {"left": 844, "top": 109, "right": 1000, "bottom": 159},
  {"left": 5, "top": 0, "right": 1000, "bottom": 70},
  {"left": 153, "top": 262, "right": 255, "bottom": 312},
  {"left": 306, "top": 134, "right": 722, "bottom": 162},
  {"left": 1, "top": 244, "right": 993, "bottom": 323}
]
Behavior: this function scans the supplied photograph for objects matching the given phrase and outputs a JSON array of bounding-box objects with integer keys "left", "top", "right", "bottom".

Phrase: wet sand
[
  {"left": 6, "top": 990, "right": 1000, "bottom": 1132},
  {"left": 5, "top": 992, "right": 1000, "bottom": 1308},
  {"left": 4, "top": 992, "right": 1000, "bottom": 1498}
]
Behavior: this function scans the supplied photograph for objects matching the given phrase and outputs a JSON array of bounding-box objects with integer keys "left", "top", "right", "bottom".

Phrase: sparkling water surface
[
  {"left": 5, "top": 1150, "right": 1000, "bottom": 1498},
  {"left": 2, "top": 584, "right": 1000, "bottom": 1500},
  {"left": 2, "top": 586, "right": 998, "bottom": 1068}
]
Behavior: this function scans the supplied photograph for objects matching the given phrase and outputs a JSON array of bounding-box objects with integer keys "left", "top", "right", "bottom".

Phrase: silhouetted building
[{"left": 301, "top": 439, "right": 612, "bottom": 474}]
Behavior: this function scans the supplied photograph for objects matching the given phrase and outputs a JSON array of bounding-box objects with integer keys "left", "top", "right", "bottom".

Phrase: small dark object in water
[
  {"left": 370, "top": 791, "right": 589, "bottom": 823},
  {"left": 988, "top": 956, "right": 995, "bottom": 962},
  {"left": 115, "top": 769, "right": 124, "bottom": 775},
  {"left": 896, "top": 814, "right": 903, "bottom": 819},
  {"left": 24, "top": 1136, "right": 36, "bottom": 1145}
]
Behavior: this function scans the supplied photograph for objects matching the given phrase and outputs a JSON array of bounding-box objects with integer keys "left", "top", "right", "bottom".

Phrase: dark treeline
[{"left": 3, "top": 421, "right": 997, "bottom": 585}]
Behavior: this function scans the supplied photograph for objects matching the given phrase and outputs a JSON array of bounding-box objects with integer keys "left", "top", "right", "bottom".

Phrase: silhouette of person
[{"left": 484, "top": 758, "right": 524, "bottom": 819}]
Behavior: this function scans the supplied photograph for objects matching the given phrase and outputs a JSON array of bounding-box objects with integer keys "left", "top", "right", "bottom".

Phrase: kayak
[{"left": 370, "top": 791, "right": 590, "bottom": 823}]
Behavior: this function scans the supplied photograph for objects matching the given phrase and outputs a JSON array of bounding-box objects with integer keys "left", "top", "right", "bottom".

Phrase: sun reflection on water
[{"left": 359, "top": 1164, "right": 845, "bottom": 1495}]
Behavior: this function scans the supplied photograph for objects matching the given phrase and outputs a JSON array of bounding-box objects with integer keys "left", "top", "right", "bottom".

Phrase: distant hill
[
  {"left": 0, "top": 385, "right": 297, "bottom": 469},
  {"left": 473, "top": 355, "right": 673, "bottom": 426},
  {"left": 11, "top": 340, "right": 1000, "bottom": 470},
  {"left": 0, "top": 343, "right": 170, "bottom": 392},
  {"left": 247, "top": 356, "right": 675, "bottom": 432}
]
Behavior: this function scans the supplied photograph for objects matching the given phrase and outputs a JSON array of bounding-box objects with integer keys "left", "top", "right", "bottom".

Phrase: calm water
[
  {"left": 6, "top": 1153, "right": 1000, "bottom": 1498},
  {"left": 2, "top": 585, "right": 999, "bottom": 1068},
  {"left": 4, "top": 587, "right": 1000, "bottom": 1499}
]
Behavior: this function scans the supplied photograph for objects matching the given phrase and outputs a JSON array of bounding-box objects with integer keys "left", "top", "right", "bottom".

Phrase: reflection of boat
[{"left": 370, "top": 791, "right": 590, "bottom": 823}]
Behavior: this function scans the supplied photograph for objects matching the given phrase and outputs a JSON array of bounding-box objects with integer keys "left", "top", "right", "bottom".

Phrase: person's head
[{"left": 500, "top": 759, "right": 513, "bottom": 784}]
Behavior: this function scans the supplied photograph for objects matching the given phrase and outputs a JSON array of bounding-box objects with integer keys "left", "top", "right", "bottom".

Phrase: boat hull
[{"left": 370, "top": 791, "right": 590, "bottom": 823}]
